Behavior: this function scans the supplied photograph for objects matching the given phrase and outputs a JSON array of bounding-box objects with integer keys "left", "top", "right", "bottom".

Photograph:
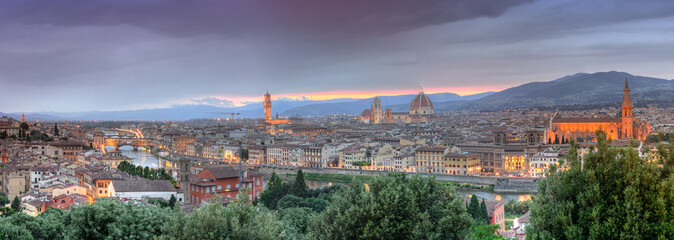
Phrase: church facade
[
  {"left": 546, "top": 79, "right": 651, "bottom": 142},
  {"left": 363, "top": 90, "right": 435, "bottom": 124}
]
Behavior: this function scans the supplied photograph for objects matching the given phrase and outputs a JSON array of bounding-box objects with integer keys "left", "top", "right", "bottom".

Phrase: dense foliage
[
  {"left": 504, "top": 199, "right": 531, "bottom": 215},
  {"left": 314, "top": 173, "right": 472, "bottom": 240},
  {"left": 526, "top": 130, "right": 674, "bottom": 239},
  {"left": 117, "top": 161, "right": 177, "bottom": 186},
  {"left": 0, "top": 172, "right": 499, "bottom": 239}
]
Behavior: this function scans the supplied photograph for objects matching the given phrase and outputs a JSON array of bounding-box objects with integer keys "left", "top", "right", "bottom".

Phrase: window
[
  {"left": 217, "top": 185, "right": 222, "bottom": 190},
  {"left": 206, "top": 187, "right": 210, "bottom": 193},
  {"left": 227, "top": 184, "right": 231, "bottom": 189},
  {"left": 236, "top": 183, "right": 239, "bottom": 188}
]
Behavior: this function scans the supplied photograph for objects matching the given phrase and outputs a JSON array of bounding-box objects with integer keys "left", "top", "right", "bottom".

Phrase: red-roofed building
[{"left": 189, "top": 166, "right": 263, "bottom": 205}]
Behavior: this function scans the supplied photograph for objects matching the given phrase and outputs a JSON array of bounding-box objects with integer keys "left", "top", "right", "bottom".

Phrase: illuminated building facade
[{"left": 546, "top": 79, "right": 651, "bottom": 142}]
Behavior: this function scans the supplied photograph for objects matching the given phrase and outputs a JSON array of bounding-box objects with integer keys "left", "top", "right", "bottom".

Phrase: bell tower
[
  {"left": 621, "top": 78, "right": 633, "bottom": 139},
  {"left": 263, "top": 90, "right": 272, "bottom": 121},
  {"left": 179, "top": 158, "right": 191, "bottom": 203}
]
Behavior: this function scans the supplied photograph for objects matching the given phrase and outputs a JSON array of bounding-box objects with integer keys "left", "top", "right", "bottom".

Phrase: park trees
[
  {"left": 526, "top": 130, "right": 674, "bottom": 239},
  {"left": 313, "top": 173, "right": 472, "bottom": 240}
]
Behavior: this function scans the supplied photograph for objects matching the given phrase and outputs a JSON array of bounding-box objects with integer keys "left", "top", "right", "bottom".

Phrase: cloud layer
[{"left": 1, "top": 0, "right": 674, "bottom": 112}]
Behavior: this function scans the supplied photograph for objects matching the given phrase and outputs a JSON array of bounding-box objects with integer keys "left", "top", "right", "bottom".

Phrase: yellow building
[
  {"left": 443, "top": 153, "right": 481, "bottom": 175},
  {"left": 415, "top": 147, "right": 448, "bottom": 173}
]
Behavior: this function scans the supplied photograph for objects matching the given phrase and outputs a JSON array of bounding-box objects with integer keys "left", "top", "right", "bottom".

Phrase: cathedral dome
[{"left": 409, "top": 91, "right": 434, "bottom": 115}]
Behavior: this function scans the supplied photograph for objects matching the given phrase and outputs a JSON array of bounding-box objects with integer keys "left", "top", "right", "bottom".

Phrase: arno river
[
  {"left": 105, "top": 145, "right": 161, "bottom": 168},
  {"left": 105, "top": 140, "right": 533, "bottom": 202}
]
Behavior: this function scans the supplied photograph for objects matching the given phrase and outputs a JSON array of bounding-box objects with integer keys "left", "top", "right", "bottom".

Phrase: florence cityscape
[{"left": 1, "top": 0, "right": 674, "bottom": 239}]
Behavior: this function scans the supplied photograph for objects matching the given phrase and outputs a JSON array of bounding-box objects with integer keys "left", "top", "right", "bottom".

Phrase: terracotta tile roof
[{"left": 111, "top": 179, "right": 176, "bottom": 192}]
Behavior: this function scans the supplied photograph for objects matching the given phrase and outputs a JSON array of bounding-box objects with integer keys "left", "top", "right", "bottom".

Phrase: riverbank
[
  {"left": 257, "top": 165, "right": 539, "bottom": 192},
  {"left": 283, "top": 172, "right": 495, "bottom": 192}
]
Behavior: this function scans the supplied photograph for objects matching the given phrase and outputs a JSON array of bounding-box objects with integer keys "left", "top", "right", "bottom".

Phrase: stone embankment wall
[{"left": 256, "top": 165, "right": 539, "bottom": 193}]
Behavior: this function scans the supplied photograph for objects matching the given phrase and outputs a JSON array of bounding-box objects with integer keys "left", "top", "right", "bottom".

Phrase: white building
[
  {"left": 108, "top": 179, "right": 183, "bottom": 202},
  {"left": 529, "top": 150, "right": 564, "bottom": 177}
]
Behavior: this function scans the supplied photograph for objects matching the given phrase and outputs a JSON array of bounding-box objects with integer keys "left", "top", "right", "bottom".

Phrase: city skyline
[{"left": 2, "top": 0, "right": 674, "bottom": 112}]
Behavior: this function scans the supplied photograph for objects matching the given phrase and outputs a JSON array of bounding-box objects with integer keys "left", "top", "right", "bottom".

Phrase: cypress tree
[
  {"left": 291, "top": 170, "right": 308, "bottom": 197},
  {"left": 468, "top": 195, "right": 480, "bottom": 220},
  {"left": 54, "top": 123, "right": 60, "bottom": 137},
  {"left": 480, "top": 199, "right": 489, "bottom": 224},
  {"left": 168, "top": 194, "right": 177, "bottom": 209},
  {"left": 11, "top": 196, "right": 22, "bottom": 213}
]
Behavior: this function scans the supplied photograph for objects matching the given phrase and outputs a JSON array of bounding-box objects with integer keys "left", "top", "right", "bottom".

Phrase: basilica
[
  {"left": 362, "top": 90, "right": 435, "bottom": 124},
  {"left": 546, "top": 79, "right": 651, "bottom": 142}
]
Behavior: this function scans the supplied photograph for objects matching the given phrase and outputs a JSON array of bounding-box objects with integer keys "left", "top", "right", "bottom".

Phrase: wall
[{"left": 256, "top": 165, "right": 539, "bottom": 192}]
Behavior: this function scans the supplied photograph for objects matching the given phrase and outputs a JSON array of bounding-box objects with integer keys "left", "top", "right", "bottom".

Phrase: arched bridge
[{"left": 104, "top": 137, "right": 152, "bottom": 151}]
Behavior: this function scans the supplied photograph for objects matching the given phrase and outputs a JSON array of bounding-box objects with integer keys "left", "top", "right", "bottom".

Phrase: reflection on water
[
  {"left": 104, "top": 146, "right": 161, "bottom": 168},
  {"left": 306, "top": 180, "right": 533, "bottom": 202}
]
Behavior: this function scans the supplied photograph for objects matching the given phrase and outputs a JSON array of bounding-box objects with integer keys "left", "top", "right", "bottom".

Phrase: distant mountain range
[
  {"left": 3, "top": 71, "right": 672, "bottom": 121},
  {"left": 435, "top": 71, "right": 674, "bottom": 111}
]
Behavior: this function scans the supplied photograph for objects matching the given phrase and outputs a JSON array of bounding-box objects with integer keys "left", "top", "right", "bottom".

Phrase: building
[
  {"left": 0, "top": 116, "right": 20, "bottom": 137},
  {"left": 108, "top": 179, "right": 181, "bottom": 202},
  {"left": 1, "top": 165, "right": 30, "bottom": 200},
  {"left": 546, "top": 79, "right": 651, "bottom": 142},
  {"left": 175, "top": 137, "right": 195, "bottom": 154},
  {"left": 415, "top": 147, "right": 449, "bottom": 173},
  {"left": 363, "top": 90, "right": 435, "bottom": 124},
  {"left": 179, "top": 158, "right": 190, "bottom": 203},
  {"left": 189, "top": 166, "right": 263, "bottom": 205},
  {"left": 458, "top": 130, "right": 554, "bottom": 176},
  {"left": 258, "top": 91, "right": 297, "bottom": 131},
  {"left": 529, "top": 150, "right": 564, "bottom": 177},
  {"left": 443, "top": 152, "right": 481, "bottom": 175}
]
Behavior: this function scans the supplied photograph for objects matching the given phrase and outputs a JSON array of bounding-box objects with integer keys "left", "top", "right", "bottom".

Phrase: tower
[
  {"left": 263, "top": 90, "right": 272, "bottom": 121},
  {"left": 179, "top": 158, "right": 191, "bottom": 203},
  {"left": 371, "top": 98, "right": 382, "bottom": 124},
  {"left": 621, "top": 78, "right": 634, "bottom": 139},
  {"left": 21, "top": 113, "right": 25, "bottom": 123}
]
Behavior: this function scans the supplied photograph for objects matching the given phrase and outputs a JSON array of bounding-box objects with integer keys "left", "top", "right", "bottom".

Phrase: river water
[
  {"left": 305, "top": 180, "right": 533, "bottom": 202},
  {"left": 105, "top": 146, "right": 161, "bottom": 168}
]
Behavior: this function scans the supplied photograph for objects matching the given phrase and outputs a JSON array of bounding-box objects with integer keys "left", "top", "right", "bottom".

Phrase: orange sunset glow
[{"left": 213, "top": 87, "right": 504, "bottom": 107}]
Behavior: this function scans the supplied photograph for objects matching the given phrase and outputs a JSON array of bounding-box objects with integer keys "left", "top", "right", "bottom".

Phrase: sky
[{"left": 2, "top": 0, "right": 674, "bottom": 112}]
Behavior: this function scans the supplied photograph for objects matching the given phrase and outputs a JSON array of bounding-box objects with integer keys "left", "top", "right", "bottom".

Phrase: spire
[
  {"left": 625, "top": 77, "right": 628, "bottom": 89},
  {"left": 21, "top": 113, "right": 25, "bottom": 123}
]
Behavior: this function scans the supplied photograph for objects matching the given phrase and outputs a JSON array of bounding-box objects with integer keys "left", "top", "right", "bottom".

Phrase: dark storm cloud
[{"left": 0, "top": 0, "right": 532, "bottom": 38}]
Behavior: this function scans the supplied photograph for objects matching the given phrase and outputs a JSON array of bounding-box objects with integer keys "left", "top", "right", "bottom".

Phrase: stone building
[
  {"left": 546, "top": 79, "right": 651, "bottom": 142},
  {"left": 364, "top": 90, "right": 435, "bottom": 124}
]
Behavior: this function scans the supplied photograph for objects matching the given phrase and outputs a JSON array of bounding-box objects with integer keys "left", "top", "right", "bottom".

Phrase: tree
[
  {"left": 65, "top": 199, "right": 172, "bottom": 239},
  {"left": 161, "top": 196, "right": 283, "bottom": 240},
  {"left": 168, "top": 195, "right": 177, "bottom": 209},
  {"left": 258, "top": 172, "right": 288, "bottom": 210},
  {"left": 0, "top": 131, "right": 7, "bottom": 140},
  {"left": 480, "top": 199, "right": 489, "bottom": 224},
  {"left": 291, "top": 170, "right": 308, "bottom": 197},
  {"left": 277, "top": 194, "right": 328, "bottom": 212},
  {"left": 526, "top": 130, "right": 674, "bottom": 239},
  {"left": 11, "top": 196, "right": 22, "bottom": 213},
  {"left": 314, "top": 173, "right": 472, "bottom": 240},
  {"left": 53, "top": 123, "right": 59, "bottom": 137},
  {"left": 469, "top": 224, "right": 510, "bottom": 240},
  {"left": 468, "top": 195, "right": 480, "bottom": 220},
  {"left": 0, "top": 193, "right": 9, "bottom": 206}
]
